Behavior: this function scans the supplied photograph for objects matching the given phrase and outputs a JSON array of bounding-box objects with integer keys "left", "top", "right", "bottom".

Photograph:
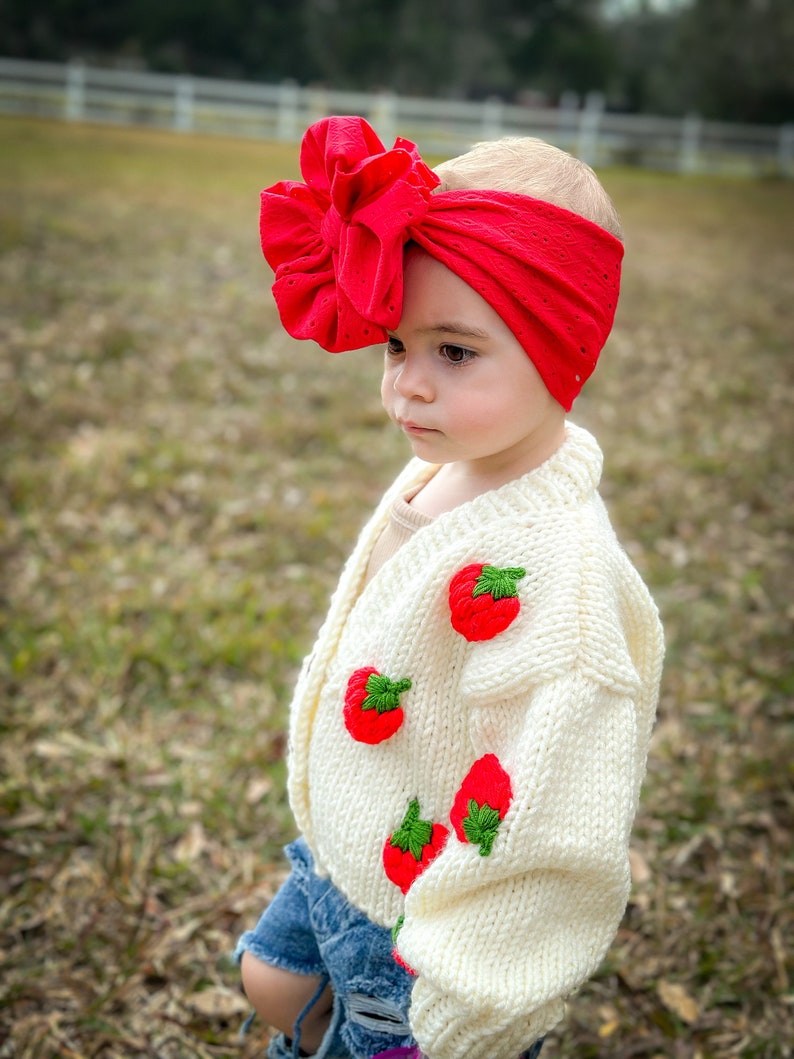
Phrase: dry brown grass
[{"left": 1, "top": 117, "right": 792, "bottom": 1058}]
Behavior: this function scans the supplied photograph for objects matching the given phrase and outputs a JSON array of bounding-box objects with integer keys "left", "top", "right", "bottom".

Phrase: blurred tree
[
  {"left": 610, "top": 0, "right": 794, "bottom": 122},
  {"left": 0, "top": 0, "right": 316, "bottom": 79},
  {"left": 389, "top": 0, "right": 514, "bottom": 98},
  {"left": 608, "top": 4, "right": 683, "bottom": 114},
  {"left": 498, "top": 0, "right": 617, "bottom": 98},
  {"left": 0, "top": 0, "right": 133, "bottom": 60},
  {"left": 673, "top": 0, "right": 794, "bottom": 123},
  {"left": 0, "top": 0, "right": 791, "bottom": 122},
  {"left": 303, "top": 0, "right": 614, "bottom": 99},
  {"left": 302, "top": 0, "right": 401, "bottom": 89}
]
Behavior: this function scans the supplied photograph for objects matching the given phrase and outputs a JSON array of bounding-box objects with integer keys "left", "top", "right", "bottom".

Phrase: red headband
[{"left": 260, "top": 116, "right": 623, "bottom": 410}]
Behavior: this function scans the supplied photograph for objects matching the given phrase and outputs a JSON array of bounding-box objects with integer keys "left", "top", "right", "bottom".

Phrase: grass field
[{"left": 1, "top": 116, "right": 792, "bottom": 1058}]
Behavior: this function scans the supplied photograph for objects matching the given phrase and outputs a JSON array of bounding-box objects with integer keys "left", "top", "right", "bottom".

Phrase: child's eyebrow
[{"left": 419, "top": 322, "right": 491, "bottom": 340}]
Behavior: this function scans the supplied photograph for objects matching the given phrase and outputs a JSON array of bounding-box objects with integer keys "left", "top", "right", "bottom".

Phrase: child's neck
[
  {"left": 408, "top": 466, "right": 489, "bottom": 517},
  {"left": 410, "top": 427, "right": 567, "bottom": 518}
]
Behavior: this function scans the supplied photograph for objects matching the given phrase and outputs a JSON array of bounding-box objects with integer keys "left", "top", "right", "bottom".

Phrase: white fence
[{"left": 1, "top": 57, "right": 792, "bottom": 178}]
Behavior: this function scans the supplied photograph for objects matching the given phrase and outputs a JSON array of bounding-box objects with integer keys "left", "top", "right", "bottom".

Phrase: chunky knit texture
[{"left": 286, "top": 423, "right": 664, "bottom": 1059}]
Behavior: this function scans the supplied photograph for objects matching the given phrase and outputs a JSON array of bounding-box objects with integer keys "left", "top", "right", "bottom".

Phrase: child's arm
[{"left": 397, "top": 670, "right": 652, "bottom": 1059}]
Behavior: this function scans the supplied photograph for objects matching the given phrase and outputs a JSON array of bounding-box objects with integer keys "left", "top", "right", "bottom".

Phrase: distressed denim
[{"left": 235, "top": 838, "right": 415, "bottom": 1059}]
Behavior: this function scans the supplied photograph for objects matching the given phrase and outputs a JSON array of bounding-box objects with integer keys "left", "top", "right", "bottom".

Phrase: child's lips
[{"left": 399, "top": 419, "right": 438, "bottom": 436}]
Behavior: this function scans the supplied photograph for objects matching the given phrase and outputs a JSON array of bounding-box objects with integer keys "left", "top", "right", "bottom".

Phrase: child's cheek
[{"left": 380, "top": 370, "right": 395, "bottom": 412}]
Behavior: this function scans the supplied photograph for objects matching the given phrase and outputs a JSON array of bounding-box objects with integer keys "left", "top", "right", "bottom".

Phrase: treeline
[{"left": 3, "top": 0, "right": 793, "bottom": 124}]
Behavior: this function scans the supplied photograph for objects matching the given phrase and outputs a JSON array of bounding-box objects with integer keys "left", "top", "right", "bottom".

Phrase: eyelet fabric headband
[{"left": 260, "top": 115, "right": 623, "bottom": 410}]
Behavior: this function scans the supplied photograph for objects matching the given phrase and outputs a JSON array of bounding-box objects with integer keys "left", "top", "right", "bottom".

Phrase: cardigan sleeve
[{"left": 397, "top": 671, "right": 648, "bottom": 1059}]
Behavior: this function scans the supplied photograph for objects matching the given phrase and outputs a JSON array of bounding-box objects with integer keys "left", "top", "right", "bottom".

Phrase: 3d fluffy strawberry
[
  {"left": 450, "top": 753, "right": 513, "bottom": 856},
  {"left": 343, "top": 666, "right": 411, "bottom": 744},
  {"left": 448, "top": 563, "right": 527, "bottom": 642},
  {"left": 383, "top": 798, "right": 449, "bottom": 893}
]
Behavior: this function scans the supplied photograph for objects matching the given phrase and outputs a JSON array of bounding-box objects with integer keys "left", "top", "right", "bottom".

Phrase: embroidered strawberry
[
  {"left": 343, "top": 667, "right": 411, "bottom": 744},
  {"left": 448, "top": 563, "right": 526, "bottom": 642},
  {"left": 450, "top": 753, "right": 513, "bottom": 856},
  {"left": 383, "top": 799, "right": 449, "bottom": 893}
]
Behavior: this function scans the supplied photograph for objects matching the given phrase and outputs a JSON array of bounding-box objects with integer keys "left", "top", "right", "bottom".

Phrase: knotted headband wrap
[{"left": 260, "top": 115, "right": 624, "bottom": 410}]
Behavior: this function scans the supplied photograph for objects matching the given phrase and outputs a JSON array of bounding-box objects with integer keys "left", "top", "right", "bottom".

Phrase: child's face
[{"left": 381, "top": 248, "right": 565, "bottom": 482}]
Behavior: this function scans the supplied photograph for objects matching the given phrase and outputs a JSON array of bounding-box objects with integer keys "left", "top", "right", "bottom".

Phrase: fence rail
[{"left": 1, "top": 57, "right": 792, "bottom": 178}]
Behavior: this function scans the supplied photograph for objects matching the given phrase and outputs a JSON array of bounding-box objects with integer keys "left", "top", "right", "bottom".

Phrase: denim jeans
[
  {"left": 235, "top": 838, "right": 415, "bottom": 1059},
  {"left": 235, "top": 838, "right": 545, "bottom": 1059}
]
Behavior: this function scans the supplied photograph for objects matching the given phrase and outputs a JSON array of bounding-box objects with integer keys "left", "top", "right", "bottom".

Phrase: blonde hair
[{"left": 434, "top": 137, "right": 623, "bottom": 241}]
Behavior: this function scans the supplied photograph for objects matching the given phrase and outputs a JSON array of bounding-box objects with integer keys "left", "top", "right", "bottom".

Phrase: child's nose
[{"left": 392, "top": 352, "right": 433, "bottom": 401}]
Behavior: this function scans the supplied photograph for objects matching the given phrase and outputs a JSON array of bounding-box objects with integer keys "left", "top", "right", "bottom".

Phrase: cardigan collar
[{"left": 398, "top": 421, "right": 603, "bottom": 531}]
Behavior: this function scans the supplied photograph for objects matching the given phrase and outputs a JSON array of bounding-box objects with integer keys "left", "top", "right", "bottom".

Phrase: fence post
[
  {"left": 481, "top": 96, "right": 503, "bottom": 140},
  {"left": 276, "top": 80, "right": 299, "bottom": 141},
  {"left": 308, "top": 86, "right": 328, "bottom": 126},
  {"left": 778, "top": 124, "right": 794, "bottom": 179},
  {"left": 65, "top": 60, "right": 85, "bottom": 122},
  {"left": 679, "top": 113, "right": 701, "bottom": 174},
  {"left": 371, "top": 92, "right": 397, "bottom": 147},
  {"left": 557, "top": 90, "right": 580, "bottom": 151},
  {"left": 174, "top": 75, "right": 194, "bottom": 132},
  {"left": 577, "top": 91, "right": 603, "bottom": 166}
]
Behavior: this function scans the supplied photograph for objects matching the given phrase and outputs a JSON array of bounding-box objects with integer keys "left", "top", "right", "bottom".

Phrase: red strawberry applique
[
  {"left": 383, "top": 799, "right": 449, "bottom": 893},
  {"left": 448, "top": 563, "right": 526, "bottom": 642},
  {"left": 450, "top": 754, "right": 513, "bottom": 856},
  {"left": 343, "top": 667, "right": 411, "bottom": 744}
]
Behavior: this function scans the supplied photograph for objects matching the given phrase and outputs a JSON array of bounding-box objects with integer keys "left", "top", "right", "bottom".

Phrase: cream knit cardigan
[{"left": 287, "top": 423, "right": 664, "bottom": 1059}]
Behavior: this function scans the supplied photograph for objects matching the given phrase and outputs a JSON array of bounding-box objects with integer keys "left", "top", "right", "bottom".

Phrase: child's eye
[
  {"left": 440, "top": 344, "right": 476, "bottom": 365},
  {"left": 386, "top": 336, "right": 404, "bottom": 356}
]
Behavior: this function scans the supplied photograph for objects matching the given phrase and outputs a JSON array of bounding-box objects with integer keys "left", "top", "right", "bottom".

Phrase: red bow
[
  {"left": 259, "top": 116, "right": 624, "bottom": 410},
  {"left": 260, "top": 117, "right": 439, "bottom": 352}
]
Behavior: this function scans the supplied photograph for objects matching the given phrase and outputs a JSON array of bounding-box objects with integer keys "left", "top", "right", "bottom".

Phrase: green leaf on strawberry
[
  {"left": 471, "top": 565, "right": 527, "bottom": 600},
  {"left": 344, "top": 667, "right": 411, "bottom": 744},
  {"left": 448, "top": 563, "right": 526, "bottom": 642},
  {"left": 390, "top": 915, "right": 416, "bottom": 975},
  {"left": 461, "top": 799, "right": 502, "bottom": 856},
  {"left": 391, "top": 914, "right": 405, "bottom": 946},
  {"left": 450, "top": 754, "right": 513, "bottom": 856},
  {"left": 383, "top": 799, "right": 449, "bottom": 892},
  {"left": 360, "top": 672, "right": 412, "bottom": 713},
  {"left": 391, "top": 799, "right": 433, "bottom": 859}
]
